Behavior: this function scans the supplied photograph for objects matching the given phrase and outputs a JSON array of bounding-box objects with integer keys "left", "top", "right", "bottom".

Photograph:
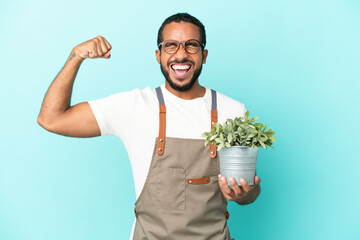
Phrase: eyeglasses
[{"left": 158, "top": 39, "right": 205, "bottom": 54}]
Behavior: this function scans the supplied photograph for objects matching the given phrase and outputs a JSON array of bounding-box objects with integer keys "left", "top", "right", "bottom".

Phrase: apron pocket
[{"left": 155, "top": 167, "right": 186, "bottom": 210}]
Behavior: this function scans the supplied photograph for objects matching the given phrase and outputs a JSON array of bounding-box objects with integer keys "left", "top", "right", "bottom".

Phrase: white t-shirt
[{"left": 88, "top": 84, "right": 246, "bottom": 239}]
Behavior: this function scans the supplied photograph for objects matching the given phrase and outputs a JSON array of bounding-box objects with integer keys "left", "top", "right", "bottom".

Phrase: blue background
[{"left": 1, "top": 0, "right": 359, "bottom": 239}]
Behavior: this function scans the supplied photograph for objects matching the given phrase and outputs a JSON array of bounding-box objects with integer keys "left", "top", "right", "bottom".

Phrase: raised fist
[{"left": 73, "top": 36, "right": 112, "bottom": 59}]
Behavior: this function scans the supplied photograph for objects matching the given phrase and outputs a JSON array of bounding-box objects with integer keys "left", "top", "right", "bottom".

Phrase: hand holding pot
[{"left": 218, "top": 174, "right": 261, "bottom": 204}]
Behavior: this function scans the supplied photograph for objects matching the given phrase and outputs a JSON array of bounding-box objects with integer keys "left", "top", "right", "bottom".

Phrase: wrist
[
  {"left": 67, "top": 49, "right": 85, "bottom": 65},
  {"left": 71, "top": 48, "right": 86, "bottom": 61}
]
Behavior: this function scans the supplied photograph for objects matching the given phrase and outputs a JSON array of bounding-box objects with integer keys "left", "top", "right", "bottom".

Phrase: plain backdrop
[{"left": 1, "top": 0, "right": 359, "bottom": 239}]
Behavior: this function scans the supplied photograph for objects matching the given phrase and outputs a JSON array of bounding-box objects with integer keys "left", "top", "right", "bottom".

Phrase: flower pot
[{"left": 218, "top": 146, "right": 259, "bottom": 186}]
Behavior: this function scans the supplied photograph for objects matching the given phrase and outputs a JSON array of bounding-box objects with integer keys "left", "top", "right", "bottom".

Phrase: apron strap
[
  {"left": 209, "top": 89, "right": 218, "bottom": 158},
  {"left": 155, "top": 87, "right": 218, "bottom": 158},
  {"left": 155, "top": 87, "right": 166, "bottom": 155}
]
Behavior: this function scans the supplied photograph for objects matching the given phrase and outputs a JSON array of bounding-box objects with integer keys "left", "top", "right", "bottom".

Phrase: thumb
[
  {"left": 104, "top": 50, "right": 111, "bottom": 59},
  {"left": 254, "top": 176, "right": 261, "bottom": 184}
]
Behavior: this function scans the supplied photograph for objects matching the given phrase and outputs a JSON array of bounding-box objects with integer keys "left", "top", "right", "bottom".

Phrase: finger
[
  {"left": 99, "top": 37, "right": 110, "bottom": 56},
  {"left": 92, "top": 38, "right": 103, "bottom": 57},
  {"left": 101, "top": 38, "right": 111, "bottom": 58},
  {"left": 254, "top": 176, "right": 261, "bottom": 185},
  {"left": 218, "top": 175, "right": 234, "bottom": 200},
  {"left": 229, "top": 177, "right": 242, "bottom": 196},
  {"left": 239, "top": 178, "right": 251, "bottom": 192},
  {"left": 219, "top": 175, "right": 232, "bottom": 195},
  {"left": 103, "top": 37, "right": 112, "bottom": 50},
  {"left": 96, "top": 39, "right": 104, "bottom": 57},
  {"left": 218, "top": 182, "right": 233, "bottom": 200},
  {"left": 104, "top": 51, "right": 111, "bottom": 58}
]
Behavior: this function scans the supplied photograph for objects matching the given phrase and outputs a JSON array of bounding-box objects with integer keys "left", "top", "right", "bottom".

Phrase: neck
[{"left": 165, "top": 81, "right": 206, "bottom": 100}]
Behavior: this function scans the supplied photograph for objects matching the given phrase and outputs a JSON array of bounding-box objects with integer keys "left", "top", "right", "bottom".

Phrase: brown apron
[{"left": 133, "top": 87, "right": 232, "bottom": 240}]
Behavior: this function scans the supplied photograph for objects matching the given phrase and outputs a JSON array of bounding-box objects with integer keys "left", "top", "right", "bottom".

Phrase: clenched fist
[{"left": 73, "top": 36, "right": 112, "bottom": 59}]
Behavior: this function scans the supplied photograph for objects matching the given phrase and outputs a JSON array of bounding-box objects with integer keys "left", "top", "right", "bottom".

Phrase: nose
[{"left": 174, "top": 42, "right": 189, "bottom": 57}]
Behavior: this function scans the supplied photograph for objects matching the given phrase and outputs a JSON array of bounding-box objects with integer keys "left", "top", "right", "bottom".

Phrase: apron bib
[{"left": 133, "top": 87, "right": 231, "bottom": 240}]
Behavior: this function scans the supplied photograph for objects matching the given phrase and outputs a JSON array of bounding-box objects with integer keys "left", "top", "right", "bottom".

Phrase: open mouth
[{"left": 170, "top": 63, "right": 192, "bottom": 79}]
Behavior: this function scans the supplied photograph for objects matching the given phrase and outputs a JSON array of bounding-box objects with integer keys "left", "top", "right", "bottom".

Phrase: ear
[
  {"left": 155, "top": 50, "right": 161, "bottom": 64},
  {"left": 202, "top": 49, "right": 208, "bottom": 64}
]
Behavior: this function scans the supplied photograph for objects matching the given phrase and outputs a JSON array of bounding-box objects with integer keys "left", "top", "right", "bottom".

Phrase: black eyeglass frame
[{"left": 158, "top": 39, "right": 205, "bottom": 54}]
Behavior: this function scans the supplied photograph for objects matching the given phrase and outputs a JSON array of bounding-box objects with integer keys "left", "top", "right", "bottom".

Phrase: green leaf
[
  {"left": 210, "top": 134, "right": 218, "bottom": 141},
  {"left": 220, "top": 133, "right": 224, "bottom": 140},
  {"left": 225, "top": 142, "right": 231, "bottom": 148},
  {"left": 228, "top": 133, "right": 233, "bottom": 142},
  {"left": 249, "top": 131, "right": 258, "bottom": 137},
  {"left": 266, "top": 129, "right": 275, "bottom": 135},
  {"left": 227, "top": 118, "right": 234, "bottom": 124},
  {"left": 245, "top": 110, "right": 249, "bottom": 118},
  {"left": 201, "top": 110, "right": 275, "bottom": 149},
  {"left": 216, "top": 123, "right": 220, "bottom": 133},
  {"left": 251, "top": 117, "right": 259, "bottom": 122},
  {"left": 218, "top": 143, "right": 225, "bottom": 151},
  {"left": 254, "top": 123, "right": 263, "bottom": 130}
]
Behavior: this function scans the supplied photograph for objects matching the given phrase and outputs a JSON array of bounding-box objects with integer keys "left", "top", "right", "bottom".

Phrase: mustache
[{"left": 168, "top": 59, "right": 195, "bottom": 65}]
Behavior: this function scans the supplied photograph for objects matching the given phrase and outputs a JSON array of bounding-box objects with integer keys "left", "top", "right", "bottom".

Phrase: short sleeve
[
  {"left": 240, "top": 103, "right": 247, "bottom": 117},
  {"left": 88, "top": 90, "right": 137, "bottom": 136},
  {"left": 216, "top": 90, "right": 247, "bottom": 124}
]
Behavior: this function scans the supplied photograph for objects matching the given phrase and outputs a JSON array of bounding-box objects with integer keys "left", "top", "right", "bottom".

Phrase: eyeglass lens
[{"left": 163, "top": 40, "right": 201, "bottom": 54}]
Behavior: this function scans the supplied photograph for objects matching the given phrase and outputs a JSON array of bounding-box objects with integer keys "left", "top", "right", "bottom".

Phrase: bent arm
[{"left": 37, "top": 50, "right": 100, "bottom": 137}]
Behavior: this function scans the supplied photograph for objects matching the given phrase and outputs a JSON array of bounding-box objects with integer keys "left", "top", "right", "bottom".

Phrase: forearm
[
  {"left": 38, "top": 49, "right": 84, "bottom": 126},
  {"left": 236, "top": 184, "right": 261, "bottom": 205}
]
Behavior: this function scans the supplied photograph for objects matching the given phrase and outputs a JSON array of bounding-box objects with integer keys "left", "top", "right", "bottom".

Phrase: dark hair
[{"left": 157, "top": 13, "right": 206, "bottom": 50}]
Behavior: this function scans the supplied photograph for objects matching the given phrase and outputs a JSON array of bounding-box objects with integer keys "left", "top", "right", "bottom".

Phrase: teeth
[{"left": 172, "top": 64, "right": 191, "bottom": 70}]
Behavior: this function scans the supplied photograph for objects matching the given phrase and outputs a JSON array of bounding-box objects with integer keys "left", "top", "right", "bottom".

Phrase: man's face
[{"left": 156, "top": 22, "right": 208, "bottom": 91}]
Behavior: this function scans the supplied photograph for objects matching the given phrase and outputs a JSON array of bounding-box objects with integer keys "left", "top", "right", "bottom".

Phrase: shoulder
[
  {"left": 87, "top": 86, "right": 158, "bottom": 136},
  {"left": 109, "top": 86, "right": 155, "bottom": 100},
  {"left": 89, "top": 86, "right": 156, "bottom": 105},
  {"left": 213, "top": 89, "right": 246, "bottom": 123},
  {"left": 87, "top": 86, "right": 158, "bottom": 121}
]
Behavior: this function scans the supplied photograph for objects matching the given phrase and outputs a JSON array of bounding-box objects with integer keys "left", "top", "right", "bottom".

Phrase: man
[{"left": 38, "top": 13, "right": 261, "bottom": 240}]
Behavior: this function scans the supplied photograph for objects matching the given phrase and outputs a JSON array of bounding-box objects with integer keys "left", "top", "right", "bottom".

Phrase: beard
[{"left": 160, "top": 59, "right": 203, "bottom": 92}]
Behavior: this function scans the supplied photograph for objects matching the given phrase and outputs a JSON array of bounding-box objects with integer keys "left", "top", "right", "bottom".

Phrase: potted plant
[{"left": 202, "top": 110, "right": 276, "bottom": 186}]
